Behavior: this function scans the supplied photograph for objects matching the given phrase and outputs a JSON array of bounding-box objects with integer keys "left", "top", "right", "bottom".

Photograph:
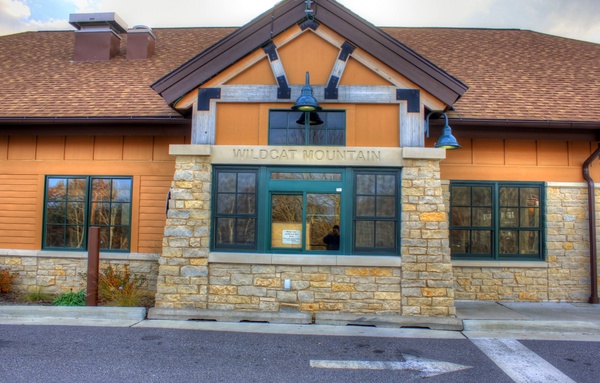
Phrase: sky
[{"left": 0, "top": 0, "right": 599, "bottom": 44}]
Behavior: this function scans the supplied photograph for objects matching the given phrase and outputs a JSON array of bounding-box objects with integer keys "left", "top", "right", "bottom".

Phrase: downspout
[{"left": 583, "top": 144, "right": 600, "bottom": 304}]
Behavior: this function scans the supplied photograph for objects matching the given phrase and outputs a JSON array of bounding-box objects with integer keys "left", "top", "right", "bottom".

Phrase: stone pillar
[
  {"left": 155, "top": 155, "right": 211, "bottom": 309},
  {"left": 400, "top": 158, "right": 455, "bottom": 316}
]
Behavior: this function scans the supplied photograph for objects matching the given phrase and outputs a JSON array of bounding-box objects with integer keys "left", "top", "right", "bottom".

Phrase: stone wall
[
  {"left": 0, "top": 251, "right": 158, "bottom": 294},
  {"left": 451, "top": 183, "right": 598, "bottom": 302},
  {"left": 157, "top": 153, "right": 455, "bottom": 317}
]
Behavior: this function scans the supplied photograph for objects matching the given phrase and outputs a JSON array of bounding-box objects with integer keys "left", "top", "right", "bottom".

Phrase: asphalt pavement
[{"left": 1, "top": 301, "right": 599, "bottom": 341}]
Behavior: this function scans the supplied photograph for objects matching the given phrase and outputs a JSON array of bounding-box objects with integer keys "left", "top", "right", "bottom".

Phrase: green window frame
[
  {"left": 268, "top": 110, "right": 345, "bottom": 146},
  {"left": 449, "top": 181, "right": 544, "bottom": 260},
  {"left": 211, "top": 166, "right": 400, "bottom": 255},
  {"left": 43, "top": 176, "right": 132, "bottom": 251}
]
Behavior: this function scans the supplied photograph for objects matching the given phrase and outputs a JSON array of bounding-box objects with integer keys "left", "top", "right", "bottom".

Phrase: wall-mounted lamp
[
  {"left": 292, "top": 72, "right": 322, "bottom": 112},
  {"left": 425, "top": 112, "right": 461, "bottom": 150}
]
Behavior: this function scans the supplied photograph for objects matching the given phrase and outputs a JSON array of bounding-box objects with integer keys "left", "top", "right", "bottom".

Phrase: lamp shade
[
  {"left": 434, "top": 124, "right": 461, "bottom": 149},
  {"left": 292, "top": 72, "right": 322, "bottom": 112},
  {"left": 296, "top": 111, "right": 323, "bottom": 125}
]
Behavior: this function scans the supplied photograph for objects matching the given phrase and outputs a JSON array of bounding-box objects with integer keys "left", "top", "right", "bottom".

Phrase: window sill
[
  {"left": 452, "top": 260, "right": 547, "bottom": 268},
  {"left": 208, "top": 252, "right": 401, "bottom": 267}
]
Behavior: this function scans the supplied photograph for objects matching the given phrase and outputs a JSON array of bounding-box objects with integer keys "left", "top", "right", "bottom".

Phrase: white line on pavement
[{"left": 471, "top": 338, "right": 576, "bottom": 383}]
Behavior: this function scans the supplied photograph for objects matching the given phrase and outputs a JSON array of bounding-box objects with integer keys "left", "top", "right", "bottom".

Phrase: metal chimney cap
[{"left": 69, "top": 12, "right": 128, "bottom": 34}]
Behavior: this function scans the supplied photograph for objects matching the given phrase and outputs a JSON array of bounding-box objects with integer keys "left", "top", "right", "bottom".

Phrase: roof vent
[
  {"left": 126, "top": 25, "right": 156, "bottom": 60},
  {"left": 69, "top": 12, "right": 128, "bottom": 61}
]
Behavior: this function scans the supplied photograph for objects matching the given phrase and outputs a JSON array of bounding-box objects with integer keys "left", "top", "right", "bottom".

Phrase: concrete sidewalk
[{"left": 1, "top": 301, "right": 599, "bottom": 341}]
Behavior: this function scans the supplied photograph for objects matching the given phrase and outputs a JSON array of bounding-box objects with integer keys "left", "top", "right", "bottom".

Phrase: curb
[
  {"left": 315, "top": 313, "right": 463, "bottom": 331},
  {"left": 463, "top": 319, "right": 600, "bottom": 334},
  {"left": 0, "top": 306, "right": 147, "bottom": 321},
  {"left": 148, "top": 308, "right": 312, "bottom": 324}
]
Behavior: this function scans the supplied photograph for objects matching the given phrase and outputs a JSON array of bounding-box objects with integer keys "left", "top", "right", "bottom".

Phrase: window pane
[
  {"left": 356, "top": 196, "right": 375, "bottom": 216},
  {"left": 237, "top": 173, "right": 256, "bottom": 193},
  {"left": 327, "top": 130, "right": 345, "bottom": 145},
  {"left": 355, "top": 221, "right": 374, "bottom": 248},
  {"left": 218, "top": 173, "right": 236, "bottom": 193},
  {"left": 217, "top": 194, "right": 235, "bottom": 214},
  {"left": 271, "top": 194, "right": 303, "bottom": 249},
  {"left": 450, "top": 230, "right": 469, "bottom": 253},
  {"left": 67, "top": 179, "right": 87, "bottom": 201},
  {"left": 499, "top": 230, "right": 518, "bottom": 254},
  {"left": 309, "top": 129, "right": 326, "bottom": 145},
  {"left": 112, "top": 179, "right": 132, "bottom": 202},
  {"left": 46, "top": 202, "right": 66, "bottom": 224},
  {"left": 237, "top": 194, "right": 255, "bottom": 215},
  {"left": 356, "top": 174, "right": 376, "bottom": 194},
  {"left": 500, "top": 187, "right": 518, "bottom": 206},
  {"left": 521, "top": 188, "right": 540, "bottom": 206},
  {"left": 91, "top": 202, "right": 110, "bottom": 225},
  {"left": 287, "top": 128, "right": 305, "bottom": 145},
  {"left": 47, "top": 179, "right": 66, "bottom": 201},
  {"left": 375, "top": 221, "right": 395, "bottom": 248},
  {"left": 377, "top": 175, "right": 396, "bottom": 195},
  {"left": 269, "top": 129, "right": 288, "bottom": 145},
  {"left": 216, "top": 218, "right": 235, "bottom": 245},
  {"left": 520, "top": 207, "right": 539, "bottom": 228},
  {"left": 236, "top": 219, "right": 256, "bottom": 245},
  {"left": 67, "top": 202, "right": 85, "bottom": 225},
  {"left": 500, "top": 207, "right": 518, "bottom": 227},
  {"left": 92, "top": 179, "right": 112, "bottom": 201},
  {"left": 451, "top": 207, "right": 471, "bottom": 226},
  {"left": 307, "top": 193, "right": 340, "bottom": 251},
  {"left": 472, "top": 207, "right": 492, "bottom": 227},
  {"left": 471, "top": 230, "right": 492, "bottom": 254},
  {"left": 520, "top": 231, "right": 539, "bottom": 255},
  {"left": 101, "top": 226, "right": 129, "bottom": 250},
  {"left": 473, "top": 187, "right": 492, "bottom": 206},
  {"left": 376, "top": 196, "right": 395, "bottom": 217},
  {"left": 45, "top": 225, "right": 66, "bottom": 247},
  {"left": 111, "top": 203, "right": 130, "bottom": 226},
  {"left": 451, "top": 186, "right": 470, "bottom": 206},
  {"left": 66, "top": 225, "right": 84, "bottom": 249}
]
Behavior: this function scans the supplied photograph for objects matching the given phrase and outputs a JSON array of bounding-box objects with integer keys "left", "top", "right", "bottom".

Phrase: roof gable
[{"left": 151, "top": 0, "right": 467, "bottom": 107}]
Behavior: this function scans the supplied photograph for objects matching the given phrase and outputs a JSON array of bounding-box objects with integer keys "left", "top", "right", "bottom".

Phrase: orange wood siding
[
  {"left": 442, "top": 138, "right": 598, "bottom": 182},
  {"left": 0, "top": 175, "right": 38, "bottom": 249},
  {"left": 138, "top": 175, "right": 172, "bottom": 253},
  {"left": 0, "top": 134, "right": 181, "bottom": 252},
  {"left": 216, "top": 104, "right": 261, "bottom": 145},
  {"left": 354, "top": 104, "right": 399, "bottom": 147},
  {"left": 225, "top": 58, "right": 276, "bottom": 85},
  {"left": 340, "top": 58, "right": 394, "bottom": 86},
  {"left": 277, "top": 31, "right": 339, "bottom": 85}
]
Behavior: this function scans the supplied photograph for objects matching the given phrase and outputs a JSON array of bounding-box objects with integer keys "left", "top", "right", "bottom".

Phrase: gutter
[{"left": 583, "top": 144, "right": 600, "bottom": 304}]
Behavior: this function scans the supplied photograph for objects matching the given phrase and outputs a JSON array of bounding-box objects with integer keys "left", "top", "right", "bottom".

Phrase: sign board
[{"left": 282, "top": 230, "right": 301, "bottom": 245}]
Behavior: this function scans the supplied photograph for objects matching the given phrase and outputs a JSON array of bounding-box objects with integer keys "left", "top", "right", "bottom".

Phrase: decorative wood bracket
[
  {"left": 325, "top": 41, "right": 356, "bottom": 100},
  {"left": 197, "top": 88, "right": 221, "bottom": 111},
  {"left": 396, "top": 89, "right": 421, "bottom": 113},
  {"left": 263, "top": 42, "right": 291, "bottom": 99}
]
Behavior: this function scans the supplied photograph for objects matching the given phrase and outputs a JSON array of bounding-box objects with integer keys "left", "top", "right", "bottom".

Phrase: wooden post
[{"left": 86, "top": 227, "right": 100, "bottom": 306}]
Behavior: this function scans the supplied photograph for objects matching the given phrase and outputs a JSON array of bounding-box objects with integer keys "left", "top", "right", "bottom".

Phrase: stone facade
[
  {"left": 156, "top": 154, "right": 456, "bottom": 317},
  {"left": 0, "top": 251, "right": 158, "bottom": 295},
  {"left": 451, "top": 183, "right": 598, "bottom": 302}
]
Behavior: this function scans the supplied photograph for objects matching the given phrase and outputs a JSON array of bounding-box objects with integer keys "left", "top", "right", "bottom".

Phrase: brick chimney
[
  {"left": 69, "top": 12, "right": 128, "bottom": 61},
  {"left": 126, "top": 26, "right": 156, "bottom": 60}
]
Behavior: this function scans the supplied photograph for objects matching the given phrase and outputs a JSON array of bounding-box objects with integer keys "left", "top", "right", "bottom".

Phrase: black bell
[{"left": 296, "top": 111, "right": 323, "bottom": 125}]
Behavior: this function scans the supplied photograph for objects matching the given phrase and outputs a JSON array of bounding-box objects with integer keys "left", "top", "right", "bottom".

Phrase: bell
[{"left": 296, "top": 111, "right": 323, "bottom": 125}]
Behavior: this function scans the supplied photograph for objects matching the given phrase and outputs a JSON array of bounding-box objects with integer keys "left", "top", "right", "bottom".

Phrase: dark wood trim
[
  {"left": 396, "top": 89, "right": 420, "bottom": 113},
  {"left": 152, "top": 0, "right": 467, "bottom": 108},
  {"left": 197, "top": 88, "right": 222, "bottom": 111}
]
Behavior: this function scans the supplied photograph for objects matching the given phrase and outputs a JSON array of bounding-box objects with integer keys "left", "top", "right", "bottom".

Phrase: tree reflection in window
[
  {"left": 354, "top": 172, "right": 397, "bottom": 251},
  {"left": 44, "top": 176, "right": 132, "bottom": 251},
  {"left": 450, "top": 182, "right": 543, "bottom": 260},
  {"left": 214, "top": 170, "right": 257, "bottom": 249}
]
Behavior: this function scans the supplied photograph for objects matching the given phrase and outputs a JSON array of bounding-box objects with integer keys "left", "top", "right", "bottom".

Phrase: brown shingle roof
[{"left": 1, "top": 26, "right": 599, "bottom": 125}]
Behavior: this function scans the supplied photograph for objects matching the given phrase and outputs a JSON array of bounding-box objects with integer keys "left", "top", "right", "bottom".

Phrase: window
[
  {"left": 43, "top": 176, "right": 132, "bottom": 251},
  {"left": 211, "top": 166, "right": 400, "bottom": 255},
  {"left": 450, "top": 181, "right": 544, "bottom": 260},
  {"left": 213, "top": 169, "right": 258, "bottom": 249},
  {"left": 269, "top": 110, "right": 345, "bottom": 145}
]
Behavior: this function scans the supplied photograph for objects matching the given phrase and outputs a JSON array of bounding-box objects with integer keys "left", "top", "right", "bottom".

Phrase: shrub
[
  {"left": 53, "top": 290, "right": 86, "bottom": 306},
  {"left": 98, "top": 265, "right": 148, "bottom": 307},
  {"left": 0, "top": 268, "right": 18, "bottom": 294},
  {"left": 24, "top": 287, "right": 54, "bottom": 303}
]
